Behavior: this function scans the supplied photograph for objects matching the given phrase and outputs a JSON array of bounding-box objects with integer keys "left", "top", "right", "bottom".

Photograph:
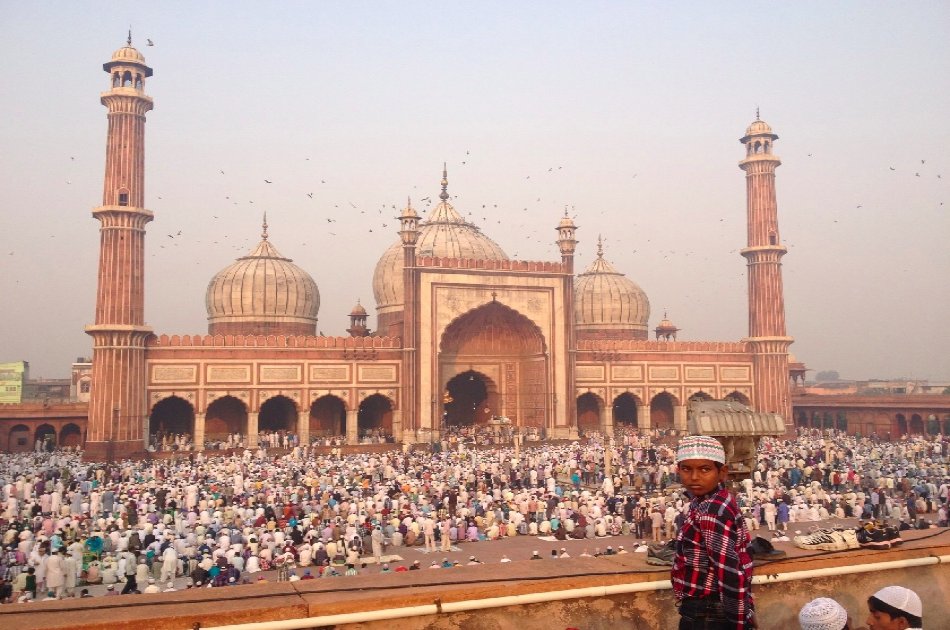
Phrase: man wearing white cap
[
  {"left": 799, "top": 597, "right": 850, "bottom": 630},
  {"left": 866, "top": 585, "right": 922, "bottom": 630},
  {"left": 671, "top": 435, "right": 755, "bottom": 629}
]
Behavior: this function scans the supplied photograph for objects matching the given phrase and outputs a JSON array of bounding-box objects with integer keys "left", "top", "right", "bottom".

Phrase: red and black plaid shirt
[{"left": 671, "top": 483, "right": 754, "bottom": 627}]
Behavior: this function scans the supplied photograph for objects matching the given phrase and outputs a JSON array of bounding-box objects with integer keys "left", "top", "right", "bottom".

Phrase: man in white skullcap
[
  {"left": 866, "top": 585, "right": 922, "bottom": 630},
  {"left": 799, "top": 597, "right": 850, "bottom": 630}
]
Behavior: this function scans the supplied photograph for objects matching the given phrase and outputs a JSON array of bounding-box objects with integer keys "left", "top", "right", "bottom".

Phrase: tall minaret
[
  {"left": 84, "top": 34, "right": 154, "bottom": 460},
  {"left": 399, "top": 194, "right": 420, "bottom": 443},
  {"left": 739, "top": 113, "right": 793, "bottom": 424},
  {"left": 556, "top": 209, "right": 578, "bottom": 436}
]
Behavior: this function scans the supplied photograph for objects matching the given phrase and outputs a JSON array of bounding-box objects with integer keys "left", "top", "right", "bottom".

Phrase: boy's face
[
  {"left": 677, "top": 459, "right": 726, "bottom": 497},
  {"left": 865, "top": 607, "right": 909, "bottom": 630}
]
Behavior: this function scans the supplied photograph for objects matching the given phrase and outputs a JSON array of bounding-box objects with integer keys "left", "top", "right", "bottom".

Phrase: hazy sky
[{"left": 1, "top": 2, "right": 948, "bottom": 381}]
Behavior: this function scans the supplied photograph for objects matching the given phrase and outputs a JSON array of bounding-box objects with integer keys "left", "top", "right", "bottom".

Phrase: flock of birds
[{"left": 9, "top": 151, "right": 946, "bottom": 271}]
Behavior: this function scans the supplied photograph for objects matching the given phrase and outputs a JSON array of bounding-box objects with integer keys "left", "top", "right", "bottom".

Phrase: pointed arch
[
  {"left": 259, "top": 395, "right": 299, "bottom": 434},
  {"left": 443, "top": 370, "right": 499, "bottom": 427},
  {"left": 8, "top": 424, "right": 31, "bottom": 453},
  {"left": 206, "top": 395, "right": 248, "bottom": 440},
  {"left": 358, "top": 393, "right": 394, "bottom": 435},
  {"left": 310, "top": 395, "right": 346, "bottom": 436},
  {"left": 149, "top": 395, "right": 195, "bottom": 438},
  {"left": 439, "top": 301, "right": 548, "bottom": 429},
  {"left": 723, "top": 391, "right": 751, "bottom": 406},
  {"left": 35, "top": 424, "right": 57, "bottom": 450},
  {"left": 650, "top": 392, "right": 676, "bottom": 429},
  {"left": 60, "top": 423, "right": 83, "bottom": 448},
  {"left": 612, "top": 392, "right": 640, "bottom": 427},
  {"left": 576, "top": 392, "right": 603, "bottom": 432},
  {"left": 440, "top": 301, "right": 546, "bottom": 355}
]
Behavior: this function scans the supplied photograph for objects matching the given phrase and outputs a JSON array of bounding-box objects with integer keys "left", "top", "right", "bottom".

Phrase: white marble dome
[
  {"left": 206, "top": 221, "right": 319, "bottom": 335},
  {"left": 574, "top": 240, "right": 650, "bottom": 338},
  {"left": 372, "top": 178, "right": 507, "bottom": 317}
]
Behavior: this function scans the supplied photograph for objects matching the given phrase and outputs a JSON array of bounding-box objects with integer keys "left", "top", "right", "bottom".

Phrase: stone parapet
[{"left": 4, "top": 537, "right": 946, "bottom": 630}]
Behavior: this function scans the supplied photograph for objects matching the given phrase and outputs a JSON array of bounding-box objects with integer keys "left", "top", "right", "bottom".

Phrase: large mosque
[{"left": 83, "top": 40, "right": 793, "bottom": 460}]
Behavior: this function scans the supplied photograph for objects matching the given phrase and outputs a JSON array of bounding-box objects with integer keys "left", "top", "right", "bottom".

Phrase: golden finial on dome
[
  {"left": 439, "top": 162, "right": 449, "bottom": 201},
  {"left": 596, "top": 234, "right": 604, "bottom": 258},
  {"left": 127, "top": 28, "right": 132, "bottom": 47},
  {"left": 261, "top": 212, "right": 269, "bottom": 241},
  {"left": 755, "top": 106, "right": 760, "bottom": 121}
]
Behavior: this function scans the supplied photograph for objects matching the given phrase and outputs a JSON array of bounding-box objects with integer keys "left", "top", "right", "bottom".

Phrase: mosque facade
[{"left": 82, "top": 42, "right": 793, "bottom": 460}]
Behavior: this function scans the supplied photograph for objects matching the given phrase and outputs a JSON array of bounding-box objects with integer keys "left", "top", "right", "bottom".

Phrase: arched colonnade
[
  {"left": 148, "top": 391, "right": 398, "bottom": 451},
  {"left": 576, "top": 389, "right": 752, "bottom": 434}
]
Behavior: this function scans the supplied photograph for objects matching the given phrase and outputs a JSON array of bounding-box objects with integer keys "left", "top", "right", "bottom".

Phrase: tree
[{"left": 815, "top": 370, "right": 840, "bottom": 382}]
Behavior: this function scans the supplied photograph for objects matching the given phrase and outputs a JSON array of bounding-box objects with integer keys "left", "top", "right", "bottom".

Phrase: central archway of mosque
[
  {"left": 439, "top": 301, "right": 547, "bottom": 429},
  {"left": 443, "top": 370, "right": 496, "bottom": 427}
]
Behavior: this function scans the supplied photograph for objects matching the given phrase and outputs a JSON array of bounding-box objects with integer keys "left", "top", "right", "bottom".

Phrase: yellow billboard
[{"left": 0, "top": 361, "right": 26, "bottom": 404}]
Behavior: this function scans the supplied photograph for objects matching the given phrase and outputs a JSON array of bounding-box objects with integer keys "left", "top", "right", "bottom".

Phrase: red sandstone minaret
[
  {"left": 739, "top": 112, "right": 793, "bottom": 424},
  {"left": 399, "top": 194, "right": 420, "bottom": 442},
  {"left": 84, "top": 34, "right": 154, "bottom": 460},
  {"left": 556, "top": 209, "right": 579, "bottom": 434}
]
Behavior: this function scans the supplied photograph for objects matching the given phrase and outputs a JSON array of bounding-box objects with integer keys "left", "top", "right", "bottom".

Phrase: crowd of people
[
  {"left": 147, "top": 430, "right": 398, "bottom": 454},
  {"left": 0, "top": 427, "right": 946, "bottom": 626}
]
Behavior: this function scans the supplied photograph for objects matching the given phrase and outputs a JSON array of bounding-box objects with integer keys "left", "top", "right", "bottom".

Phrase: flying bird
[
  {"left": 889, "top": 167, "right": 896, "bottom": 171},
  {"left": 307, "top": 193, "right": 313, "bottom": 198},
  {"left": 264, "top": 179, "right": 272, "bottom": 184},
  {"left": 146, "top": 39, "right": 154, "bottom": 46}
]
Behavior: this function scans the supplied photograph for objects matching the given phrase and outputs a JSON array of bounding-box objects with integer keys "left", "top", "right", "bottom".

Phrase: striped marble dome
[
  {"left": 574, "top": 239, "right": 650, "bottom": 339},
  {"left": 205, "top": 219, "right": 319, "bottom": 336},
  {"left": 372, "top": 172, "right": 508, "bottom": 317}
]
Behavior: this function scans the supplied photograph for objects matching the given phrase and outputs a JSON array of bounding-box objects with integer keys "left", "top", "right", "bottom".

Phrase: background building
[{"left": 6, "top": 40, "right": 805, "bottom": 458}]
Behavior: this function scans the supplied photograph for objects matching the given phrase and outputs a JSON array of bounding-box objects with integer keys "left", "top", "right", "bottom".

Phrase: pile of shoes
[
  {"left": 856, "top": 521, "right": 903, "bottom": 549},
  {"left": 646, "top": 540, "right": 676, "bottom": 566},
  {"left": 792, "top": 527, "right": 860, "bottom": 552},
  {"left": 748, "top": 536, "right": 787, "bottom": 564}
]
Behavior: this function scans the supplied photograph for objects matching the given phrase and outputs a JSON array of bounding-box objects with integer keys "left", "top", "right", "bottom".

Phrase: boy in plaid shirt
[{"left": 671, "top": 435, "right": 756, "bottom": 629}]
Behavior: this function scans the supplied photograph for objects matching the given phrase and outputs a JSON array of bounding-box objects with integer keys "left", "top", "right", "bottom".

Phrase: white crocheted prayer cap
[
  {"left": 798, "top": 597, "right": 848, "bottom": 630},
  {"left": 675, "top": 435, "right": 725, "bottom": 465},
  {"left": 872, "top": 585, "right": 922, "bottom": 618}
]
